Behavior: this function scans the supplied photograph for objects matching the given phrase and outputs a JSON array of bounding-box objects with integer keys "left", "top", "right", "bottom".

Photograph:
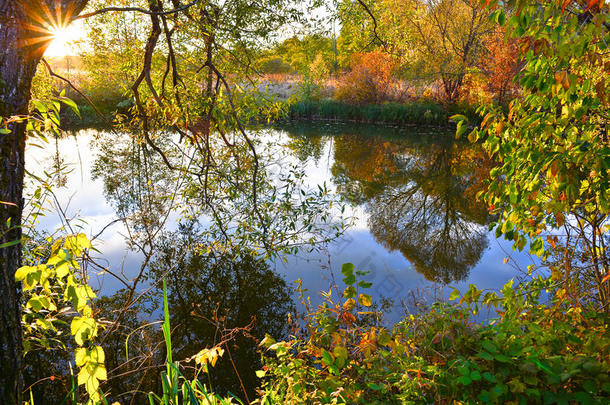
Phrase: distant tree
[
  {"left": 480, "top": 26, "right": 521, "bottom": 105},
  {"left": 404, "top": 0, "right": 494, "bottom": 102}
]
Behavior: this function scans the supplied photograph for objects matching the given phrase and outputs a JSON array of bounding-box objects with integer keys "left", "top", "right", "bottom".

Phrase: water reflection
[
  {"left": 283, "top": 123, "right": 493, "bottom": 283},
  {"left": 24, "top": 122, "right": 512, "bottom": 403},
  {"left": 86, "top": 228, "right": 294, "bottom": 404},
  {"left": 147, "top": 228, "right": 294, "bottom": 399}
]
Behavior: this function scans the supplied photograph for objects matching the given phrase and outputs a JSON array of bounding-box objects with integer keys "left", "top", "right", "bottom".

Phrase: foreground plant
[
  {"left": 258, "top": 264, "right": 610, "bottom": 404},
  {"left": 453, "top": 0, "right": 610, "bottom": 305},
  {"left": 18, "top": 234, "right": 107, "bottom": 404}
]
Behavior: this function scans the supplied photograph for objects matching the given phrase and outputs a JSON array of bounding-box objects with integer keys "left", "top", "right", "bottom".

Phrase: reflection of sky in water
[{"left": 26, "top": 126, "right": 537, "bottom": 323}]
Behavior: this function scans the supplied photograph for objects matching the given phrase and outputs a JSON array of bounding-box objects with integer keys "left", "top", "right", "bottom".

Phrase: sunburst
[{"left": 19, "top": 0, "right": 80, "bottom": 58}]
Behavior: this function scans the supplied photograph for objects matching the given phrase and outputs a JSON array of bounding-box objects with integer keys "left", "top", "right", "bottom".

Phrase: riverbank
[
  {"left": 60, "top": 96, "right": 479, "bottom": 132},
  {"left": 287, "top": 99, "right": 479, "bottom": 127}
]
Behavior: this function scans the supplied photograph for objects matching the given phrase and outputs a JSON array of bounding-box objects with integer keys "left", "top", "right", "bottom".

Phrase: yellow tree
[{"left": 401, "top": 0, "right": 494, "bottom": 101}]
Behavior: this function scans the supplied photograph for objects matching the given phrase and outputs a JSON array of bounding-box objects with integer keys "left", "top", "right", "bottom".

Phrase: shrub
[
  {"left": 258, "top": 264, "right": 610, "bottom": 404},
  {"left": 335, "top": 51, "right": 397, "bottom": 105},
  {"left": 258, "top": 57, "right": 293, "bottom": 75}
]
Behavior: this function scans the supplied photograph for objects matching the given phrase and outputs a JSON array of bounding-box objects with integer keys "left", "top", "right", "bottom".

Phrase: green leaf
[
  {"left": 333, "top": 346, "right": 348, "bottom": 368},
  {"left": 0, "top": 239, "right": 21, "bottom": 249},
  {"left": 59, "top": 97, "right": 81, "bottom": 118},
  {"left": 449, "top": 114, "right": 468, "bottom": 123},
  {"left": 343, "top": 273, "right": 356, "bottom": 285},
  {"left": 70, "top": 316, "right": 97, "bottom": 346},
  {"left": 494, "top": 353, "right": 511, "bottom": 363},
  {"left": 343, "top": 286, "right": 356, "bottom": 299},
  {"left": 449, "top": 287, "right": 460, "bottom": 301},
  {"left": 341, "top": 262, "right": 355, "bottom": 277},
  {"left": 321, "top": 350, "right": 334, "bottom": 367},
  {"left": 481, "top": 340, "right": 498, "bottom": 353},
  {"left": 457, "top": 375, "right": 472, "bottom": 385},
  {"left": 477, "top": 351, "right": 494, "bottom": 361},
  {"left": 483, "top": 372, "right": 497, "bottom": 383},
  {"left": 497, "top": 10, "right": 506, "bottom": 26}
]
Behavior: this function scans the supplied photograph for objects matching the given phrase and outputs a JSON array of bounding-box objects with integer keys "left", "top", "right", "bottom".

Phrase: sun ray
[{"left": 18, "top": 1, "right": 84, "bottom": 58}]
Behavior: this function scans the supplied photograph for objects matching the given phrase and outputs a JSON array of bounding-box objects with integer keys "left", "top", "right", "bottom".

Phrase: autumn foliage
[
  {"left": 335, "top": 51, "right": 397, "bottom": 105},
  {"left": 481, "top": 27, "right": 521, "bottom": 104}
]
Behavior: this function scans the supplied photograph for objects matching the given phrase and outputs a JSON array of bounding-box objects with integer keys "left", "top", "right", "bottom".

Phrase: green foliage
[
  {"left": 289, "top": 99, "right": 447, "bottom": 125},
  {"left": 267, "top": 34, "right": 335, "bottom": 75},
  {"left": 258, "top": 266, "right": 610, "bottom": 403},
  {"left": 17, "top": 234, "right": 107, "bottom": 404},
  {"left": 455, "top": 1, "right": 610, "bottom": 305},
  {"left": 257, "top": 57, "right": 293, "bottom": 75}
]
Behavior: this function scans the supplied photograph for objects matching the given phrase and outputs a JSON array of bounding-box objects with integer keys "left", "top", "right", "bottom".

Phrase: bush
[
  {"left": 258, "top": 265, "right": 610, "bottom": 404},
  {"left": 258, "top": 56, "right": 293, "bottom": 75},
  {"left": 335, "top": 51, "right": 397, "bottom": 105}
]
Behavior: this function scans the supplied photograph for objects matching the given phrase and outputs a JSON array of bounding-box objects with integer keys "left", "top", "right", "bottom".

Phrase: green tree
[
  {"left": 403, "top": 0, "right": 494, "bottom": 102},
  {"left": 456, "top": 0, "right": 610, "bottom": 306}
]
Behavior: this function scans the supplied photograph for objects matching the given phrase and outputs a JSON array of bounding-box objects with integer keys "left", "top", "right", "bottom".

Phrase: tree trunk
[
  {"left": 0, "top": 1, "right": 89, "bottom": 403},
  {"left": 0, "top": 3, "right": 41, "bottom": 402}
]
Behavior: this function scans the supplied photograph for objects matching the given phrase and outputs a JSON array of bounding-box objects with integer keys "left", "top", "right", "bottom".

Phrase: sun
[{"left": 44, "top": 22, "right": 84, "bottom": 57}]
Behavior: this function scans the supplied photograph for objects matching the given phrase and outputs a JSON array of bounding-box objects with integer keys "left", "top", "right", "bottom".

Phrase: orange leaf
[
  {"left": 602, "top": 271, "right": 610, "bottom": 284},
  {"left": 550, "top": 160, "right": 560, "bottom": 177},
  {"left": 585, "top": 0, "right": 602, "bottom": 11}
]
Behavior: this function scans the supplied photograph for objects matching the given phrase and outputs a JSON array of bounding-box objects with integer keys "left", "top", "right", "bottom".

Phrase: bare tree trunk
[{"left": 0, "top": 1, "right": 89, "bottom": 403}]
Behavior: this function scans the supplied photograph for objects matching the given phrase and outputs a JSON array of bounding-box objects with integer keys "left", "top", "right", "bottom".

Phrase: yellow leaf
[{"left": 358, "top": 293, "right": 372, "bottom": 307}]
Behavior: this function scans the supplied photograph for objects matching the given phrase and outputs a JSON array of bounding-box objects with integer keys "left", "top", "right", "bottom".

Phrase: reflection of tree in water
[
  {"left": 91, "top": 133, "right": 182, "bottom": 242},
  {"left": 332, "top": 135, "right": 406, "bottom": 204},
  {"left": 147, "top": 229, "right": 294, "bottom": 400},
  {"left": 80, "top": 227, "right": 294, "bottom": 403},
  {"left": 330, "top": 132, "right": 492, "bottom": 283}
]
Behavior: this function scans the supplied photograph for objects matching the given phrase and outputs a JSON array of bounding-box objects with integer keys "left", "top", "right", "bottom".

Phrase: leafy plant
[
  {"left": 258, "top": 264, "right": 610, "bottom": 403},
  {"left": 17, "top": 234, "right": 107, "bottom": 404},
  {"left": 453, "top": 0, "right": 610, "bottom": 307}
]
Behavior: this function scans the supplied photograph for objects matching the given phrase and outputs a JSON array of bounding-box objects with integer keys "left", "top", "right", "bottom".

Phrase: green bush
[{"left": 258, "top": 265, "right": 610, "bottom": 404}]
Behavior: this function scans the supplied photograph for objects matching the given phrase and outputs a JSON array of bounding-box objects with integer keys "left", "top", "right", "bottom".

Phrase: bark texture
[{"left": 0, "top": 1, "right": 89, "bottom": 403}]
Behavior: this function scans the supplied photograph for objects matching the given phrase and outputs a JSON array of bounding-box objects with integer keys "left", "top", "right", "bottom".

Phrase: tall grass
[
  {"left": 288, "top": 99, "right": 448, "bottom": 126},
  {"left": 146, "top": 280, "right": 243, "bottom": 405}
]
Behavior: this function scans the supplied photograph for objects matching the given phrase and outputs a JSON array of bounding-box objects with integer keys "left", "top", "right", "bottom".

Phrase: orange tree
[
  {"left": 481, "top": 26, "right": 521, "bottom": 105},
  {"left": 454, "top": 0, "right": 610, "bottom": 307}
]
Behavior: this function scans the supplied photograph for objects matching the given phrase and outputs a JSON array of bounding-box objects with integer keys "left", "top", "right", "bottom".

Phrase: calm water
[{"left": 24, "top": 122, "right": 536, "bottom": 401}]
